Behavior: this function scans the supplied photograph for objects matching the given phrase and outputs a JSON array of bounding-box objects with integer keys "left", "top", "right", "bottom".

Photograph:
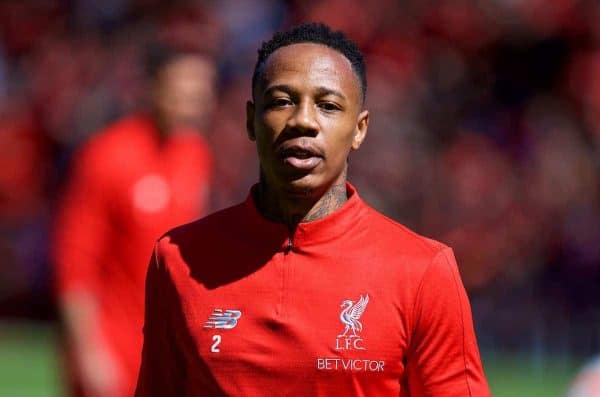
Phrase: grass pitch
[{"left": 0, "top": 322, "right": 583, "bottom": 397}]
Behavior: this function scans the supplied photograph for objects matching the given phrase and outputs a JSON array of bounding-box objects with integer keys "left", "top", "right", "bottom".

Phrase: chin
[
  {"left": 282, "top": 181, "right": 317, "bottom": 197},
  {"left": 280, "top": 174, "right": 331, "bottom": 198}
]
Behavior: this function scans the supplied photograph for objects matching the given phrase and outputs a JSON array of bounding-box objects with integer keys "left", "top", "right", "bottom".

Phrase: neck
[
  {"left": 150, "top": 112, "right": 171, "bottom": 142},
  {"left": 256, "top": 171, "right": 348, "bottom": 231}
]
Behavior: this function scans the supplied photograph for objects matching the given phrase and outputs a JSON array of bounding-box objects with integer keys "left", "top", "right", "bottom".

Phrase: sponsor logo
[
  {"left": 203, "top": 309, "right": 242, "bottom": 329},
  {"left": 316, "top": 293, "right": 385, "bottom": 372},
  {"left": 316, "top": 358, "right": 385, "bottom": 372}
]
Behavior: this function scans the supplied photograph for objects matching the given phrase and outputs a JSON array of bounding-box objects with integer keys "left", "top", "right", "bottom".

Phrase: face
[
  {"left": 247, "top": 43, "right": 368, "bottom": 198},
  {"left": 153, "top": 54, "right": 216, "bottom": 131}
]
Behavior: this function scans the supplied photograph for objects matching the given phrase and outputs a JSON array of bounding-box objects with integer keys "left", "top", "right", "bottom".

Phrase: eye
[
  {"left": 269, "top": 97, "right": 293, "bottom": 108},
  {"left": 318, "top": 101, "right": 342, "bottom": 113}
]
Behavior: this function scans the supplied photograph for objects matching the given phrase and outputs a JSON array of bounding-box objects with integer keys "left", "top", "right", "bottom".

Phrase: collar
[{"left": 242, "top": 182, "right": 368, "bottom": 251}]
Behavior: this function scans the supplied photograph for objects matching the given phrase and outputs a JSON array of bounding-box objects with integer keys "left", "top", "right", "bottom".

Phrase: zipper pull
[{"left": 285, "top": 238, "right": 293, "bottom": 253}]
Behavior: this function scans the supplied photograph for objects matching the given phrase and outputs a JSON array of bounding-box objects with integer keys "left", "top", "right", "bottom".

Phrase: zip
[{"left": 277, "top": 235, "right": 294, "bottom": 317}]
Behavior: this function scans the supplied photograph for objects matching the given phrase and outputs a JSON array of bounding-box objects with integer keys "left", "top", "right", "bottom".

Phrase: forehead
[{"left": 259, "top": 43, "right": 361, "bottom": 100}]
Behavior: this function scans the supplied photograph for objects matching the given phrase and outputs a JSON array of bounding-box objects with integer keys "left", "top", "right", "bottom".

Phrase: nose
[{"left": 287, "top": 100, "right": 319, "bottom": 136}]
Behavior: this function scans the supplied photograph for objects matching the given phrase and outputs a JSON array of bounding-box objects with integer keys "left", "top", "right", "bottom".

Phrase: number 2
[{"left": 211, "top": 335, "right": 221, "bottom": 353}]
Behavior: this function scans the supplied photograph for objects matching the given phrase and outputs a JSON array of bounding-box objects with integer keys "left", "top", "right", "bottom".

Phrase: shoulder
[
  {"left": 364, "top": 204, "right": 448, "bottom": 259},
  {"left": 155, "top": 202, "right": 246, "bottom": 260},
  {"left": 78, "top": 115, "right": 153, "bottom": 163},
  {"left": 167, "top": 133, "right": 213, "bottom": 171},
  {"left": 356, "top": 203, "right": 455, "bottom": 293},
  {"left": 67, "top": 115, "right": 157, "bottom": 185}
]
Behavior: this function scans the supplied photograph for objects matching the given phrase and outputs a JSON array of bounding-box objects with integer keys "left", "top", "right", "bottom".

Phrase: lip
[
  {"left": 277, "top": 140, "right": 324, "bottom": 171},
  {"left": 283, "top": 156, "right": 322, "bottom": 170}
]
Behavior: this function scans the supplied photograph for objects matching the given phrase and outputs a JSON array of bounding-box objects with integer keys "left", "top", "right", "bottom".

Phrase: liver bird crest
[{"left": 338, "top": 294, "right": 370, "bottom": 337}]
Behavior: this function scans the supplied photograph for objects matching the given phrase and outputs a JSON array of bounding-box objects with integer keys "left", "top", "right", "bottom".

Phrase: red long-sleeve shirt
[
  {"left": 136, "top": 183, "right": 490, "bottom": 397},
  {"left": 53, "top": 114, "right": 212, "bottom": 397}
]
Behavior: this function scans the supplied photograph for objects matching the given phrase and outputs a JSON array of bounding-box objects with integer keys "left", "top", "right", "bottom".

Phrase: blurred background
[{"left": 0, "top": 0, "right": 599, "bottom": 396}]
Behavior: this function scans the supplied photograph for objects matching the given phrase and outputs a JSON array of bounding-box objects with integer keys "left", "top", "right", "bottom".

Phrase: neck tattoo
[
  {"left": 256, "top": 173, "right": 349, "bottom": 229},
  {"left": 302, "top": 183, "right": 347, "bottom": 222}
]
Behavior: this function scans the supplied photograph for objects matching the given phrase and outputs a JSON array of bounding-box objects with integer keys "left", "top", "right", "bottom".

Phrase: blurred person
[
  {"left": 52, "top": 45, "right": 216, "bottom": 397},
  {"left": 135, "top": 23, "right": 490, "bottom": 396}
]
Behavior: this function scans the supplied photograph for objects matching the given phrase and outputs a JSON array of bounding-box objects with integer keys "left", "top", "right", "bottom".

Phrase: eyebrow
[
  {"left": 315, "top": 86, "right": 346, "bottom": 101},
  {"left": 263, "top": 84, "right": 347, "bottom": 101}
]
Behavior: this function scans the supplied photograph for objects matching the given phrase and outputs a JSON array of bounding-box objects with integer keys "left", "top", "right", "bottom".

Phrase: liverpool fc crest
[
  {"left": 336, "top": 294, "right": 369, "bottom": 350},
  {"left": 339, "top": 294, "right": 369, "bottom": 337}
]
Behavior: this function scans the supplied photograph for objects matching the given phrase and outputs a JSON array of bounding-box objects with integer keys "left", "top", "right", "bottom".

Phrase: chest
[
  {"left": 110, "top": 149, "right": 208, "bottom": 227},
  {"left": 172, "top": 250, "right": 412, "bottom": 395}
]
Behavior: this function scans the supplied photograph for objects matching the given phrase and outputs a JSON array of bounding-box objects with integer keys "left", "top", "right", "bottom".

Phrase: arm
[
  {"left": 135, "top": 246, "right": 185, "bottom": 396},
  {"left": 60, "top": 292, "right": 122, "bottom": 397},
  {"left": 406, "top": 248, "right": 491, "bottom": 397},
  {"left": 53, "top": 145, "right": 122, "bottom": 397}
]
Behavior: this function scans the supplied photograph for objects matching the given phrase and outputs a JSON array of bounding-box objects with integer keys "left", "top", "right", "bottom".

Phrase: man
[
  {"left": 136, "top": 23, "right": 490, "bottom": 396},
  {"left": 53, "top": 46, "right": 216, "bottom": 397}
]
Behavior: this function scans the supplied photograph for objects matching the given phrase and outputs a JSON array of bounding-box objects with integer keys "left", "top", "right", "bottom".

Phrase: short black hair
[
  {"left": 144, "top": 43, "right": 180, "bottom": 80},
  {"left": 144, "top": 43, "right": 207, "bottom": 80},
  {"left": 252, "top": 23, "right": 366, "bottom": 102}
]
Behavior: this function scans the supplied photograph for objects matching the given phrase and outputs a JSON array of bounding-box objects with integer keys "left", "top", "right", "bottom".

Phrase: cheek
[
  {"left": 254, "top": 134, "right": 272, "bottom": 160},
  {"left": 253, "top": 123, "right": 280, "bottom": 161},
  {"left": 324, "top": 123, "right": 357, "bottom": 160},
  {"left": 261, "top": 110, "right": 288, "bottom": 131},
  {"left": 255, "top": 113, "right": 286, "bottom": 143}
]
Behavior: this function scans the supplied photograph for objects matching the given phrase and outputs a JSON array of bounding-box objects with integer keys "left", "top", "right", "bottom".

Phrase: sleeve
[
  {"left": 406, "top": 247, "right": 491, "bottom": 397},
  {"left": 135, "top": 246, "right": 185, "bottom": 396},
  {"left": 52, "top": 144, "right": 111, "bottom": 299}
]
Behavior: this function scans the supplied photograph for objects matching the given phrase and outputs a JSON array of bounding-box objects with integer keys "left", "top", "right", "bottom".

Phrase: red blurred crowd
[{"left": 0, "top": 0, "right": 599, "bottom": 357}]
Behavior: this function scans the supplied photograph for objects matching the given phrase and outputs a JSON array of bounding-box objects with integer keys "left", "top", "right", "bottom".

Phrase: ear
[
  {"left": 246, "top": 101, "right": 256, "bottom": 141},
  {"left": 351, "top": 110, "right": 369, "bottom": 150}
]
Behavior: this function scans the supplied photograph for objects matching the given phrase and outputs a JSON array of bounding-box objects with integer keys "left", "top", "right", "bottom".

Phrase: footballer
[{"left": 135, "top": 23, "right": 491, "bottom": 397}]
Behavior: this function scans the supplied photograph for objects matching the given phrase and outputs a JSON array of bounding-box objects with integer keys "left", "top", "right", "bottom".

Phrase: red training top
[
  {"left": 136, "top": 183, "right": 491, "bottom": 397},
  {"left": 53, "top": 114, "right": 212, "bottom": 397}
]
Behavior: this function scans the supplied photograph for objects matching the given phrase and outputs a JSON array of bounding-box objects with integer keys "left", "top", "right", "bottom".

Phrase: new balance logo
[{"left": 203, "top": 309, "right": 242, "bottom": 329}]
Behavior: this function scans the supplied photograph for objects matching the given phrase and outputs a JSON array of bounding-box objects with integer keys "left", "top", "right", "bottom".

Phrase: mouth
[{"left": 278, "top": 143, "right": 323, "bottom": 171}]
